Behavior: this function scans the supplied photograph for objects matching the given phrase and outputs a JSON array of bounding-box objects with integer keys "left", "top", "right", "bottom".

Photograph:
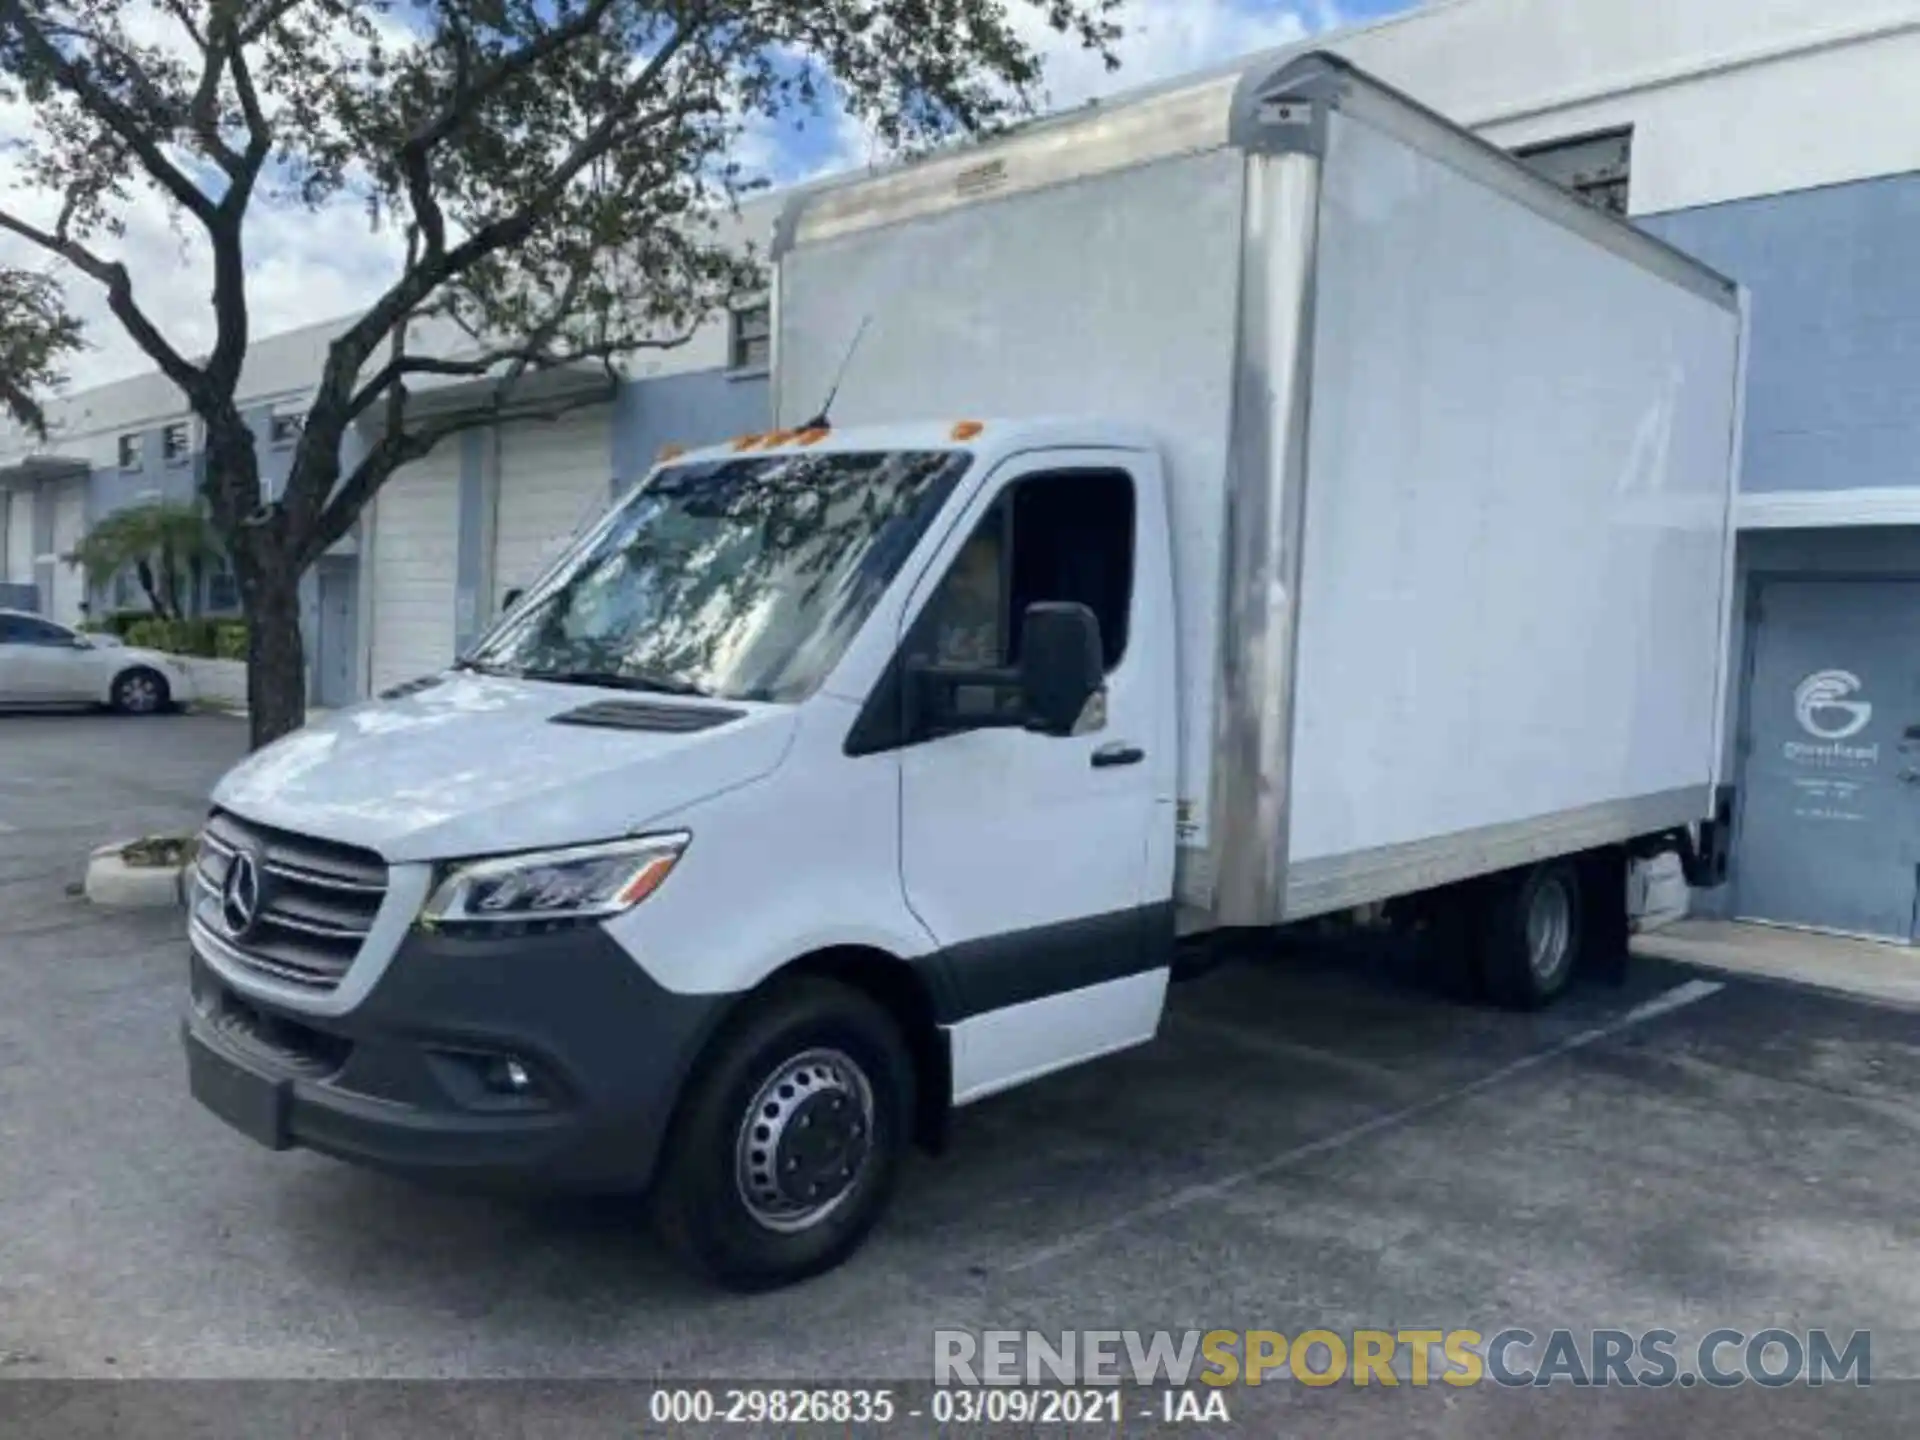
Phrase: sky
[{"left": 1, "top": 0, "right": 1418, "bottom": 395}]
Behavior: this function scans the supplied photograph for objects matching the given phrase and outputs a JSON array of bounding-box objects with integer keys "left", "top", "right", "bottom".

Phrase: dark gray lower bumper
[{"left": 184, "top": 924, "right": 731, "bottom": 1193}]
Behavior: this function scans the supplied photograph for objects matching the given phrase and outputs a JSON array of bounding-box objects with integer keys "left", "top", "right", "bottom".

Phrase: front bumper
[{"left": 183, "top": 922, "right": 730, "bottom": 1193}]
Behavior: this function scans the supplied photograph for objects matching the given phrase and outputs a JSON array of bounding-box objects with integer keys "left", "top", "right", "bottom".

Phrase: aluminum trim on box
[
  {"left": 1204, "top": 149, "right": 1323, "bottom": 929},
  {"left": 1283, "top": 786, "right": 1715, "bottom": 921}
]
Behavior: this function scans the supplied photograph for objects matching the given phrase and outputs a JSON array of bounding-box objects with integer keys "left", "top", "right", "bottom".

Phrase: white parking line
[{"left": 1005, "top": 978, "right": 1726, "bottom": 1274}]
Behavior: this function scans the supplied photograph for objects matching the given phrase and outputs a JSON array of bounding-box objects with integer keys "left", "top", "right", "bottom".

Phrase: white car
[{"left": 0, "top": 608, "right": 197, "bottom": 714}]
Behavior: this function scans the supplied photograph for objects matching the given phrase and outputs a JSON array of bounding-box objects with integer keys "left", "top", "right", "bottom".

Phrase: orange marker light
[
  {"left": 796, "top": 428, "right": 830, "bottom": 446},
  {"left": 730, "top": 433, "right": 764, "bottom": 452},
  {"left": 763, "top": 429, "right": 796, "bottom": 448},
  {"left": 615, "top": 851, "right": 681, "bottom": 908},
  {"left": 656, "top": 443, "right": 686, "bottom": 462},
  {"left": 950, "top": 420, "right": 986, "bottom": 442}
]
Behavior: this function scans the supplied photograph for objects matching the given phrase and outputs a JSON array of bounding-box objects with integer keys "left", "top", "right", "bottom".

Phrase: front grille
[{"left": 193, "top": 810, "right": 388, "bottom": 992}]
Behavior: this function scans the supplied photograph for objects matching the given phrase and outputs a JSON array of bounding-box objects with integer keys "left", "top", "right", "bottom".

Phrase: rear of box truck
[{"left": 1276, "top": 81, "right": 1742, "bottom": 924}]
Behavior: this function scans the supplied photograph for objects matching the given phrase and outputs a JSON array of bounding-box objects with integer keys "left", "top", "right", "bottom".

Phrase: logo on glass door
[{"left": 1794, "top": 670, "right": 1873, "bottom": 742}]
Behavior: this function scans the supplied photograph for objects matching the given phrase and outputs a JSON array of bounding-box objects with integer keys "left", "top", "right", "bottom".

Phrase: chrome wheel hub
[
  {"left": 1526, "top": 876, "right": 1574, "bottom": 981},
  {"left": 735, "top": 1048, "right": 874, "bottom": 1233}
]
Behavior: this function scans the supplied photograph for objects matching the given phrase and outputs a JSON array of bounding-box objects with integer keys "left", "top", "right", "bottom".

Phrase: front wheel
[
  {"left": 111, "top": 666, "right": 171, "bottom": 715},
  {"left": 651, "top": 978, "right": 913, "bottom": 1291}
]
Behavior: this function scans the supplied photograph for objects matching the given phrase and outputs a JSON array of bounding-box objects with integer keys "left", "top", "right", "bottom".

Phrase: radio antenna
[{"left": 801, "top": 314, "right": 872, "bottom": 432}]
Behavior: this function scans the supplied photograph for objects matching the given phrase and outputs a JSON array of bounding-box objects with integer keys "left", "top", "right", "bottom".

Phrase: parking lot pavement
[{"left": 3, "top": 712, "right": 1919, "bottom": 1430}]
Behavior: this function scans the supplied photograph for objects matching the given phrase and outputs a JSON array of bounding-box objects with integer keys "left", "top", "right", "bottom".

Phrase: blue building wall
[
  {"left": 1641, "top": 171, "right": 1920, "bottom": 497},
  {"left": 610, "top": 369, "right": 769, "bottom": 493},
  {"left": 85, "top": 422, "right": 201, "bottom": 522}
]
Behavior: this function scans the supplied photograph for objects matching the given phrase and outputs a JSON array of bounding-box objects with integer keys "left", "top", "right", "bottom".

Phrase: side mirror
[
  {"left": 1019, "top": 602, "right": 1103, "bottom": 736},
  {"left": 501, "top": 587, "right": 525, "bottom": 611}
]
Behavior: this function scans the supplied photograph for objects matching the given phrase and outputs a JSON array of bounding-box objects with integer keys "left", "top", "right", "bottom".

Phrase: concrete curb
[{"left": 84, "top": 841, "right": 189, "bottom": 911}]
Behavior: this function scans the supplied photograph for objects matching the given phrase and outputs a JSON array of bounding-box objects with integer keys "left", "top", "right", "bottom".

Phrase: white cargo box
[{"left": 773, "top": 51, "right": 1743, "bottom": 929}]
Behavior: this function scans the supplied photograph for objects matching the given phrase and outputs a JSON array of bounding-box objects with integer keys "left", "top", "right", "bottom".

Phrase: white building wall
[{"left": 1337, "top": 0, "right": 1920, "bottom": 215}]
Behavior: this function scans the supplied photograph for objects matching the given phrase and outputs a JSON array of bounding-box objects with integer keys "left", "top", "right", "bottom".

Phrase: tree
[
  {"left": 0, "top": 268, "right": 82, "bottom": 438},
  {"left": 0, "top": 0, "right": 1122, "bottom": 748},
  {"left": 70, "top": 499, "right": 223, "bottom": 619}
]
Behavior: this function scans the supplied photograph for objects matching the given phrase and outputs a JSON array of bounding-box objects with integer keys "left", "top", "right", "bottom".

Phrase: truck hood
[{"left": 212, "top": 673, "right": 797, "bottom": 862}]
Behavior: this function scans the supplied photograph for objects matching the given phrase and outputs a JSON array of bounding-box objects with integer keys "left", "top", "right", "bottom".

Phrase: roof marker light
[{"left": 950, "top": 421, "right": 986, "bottom": 442}]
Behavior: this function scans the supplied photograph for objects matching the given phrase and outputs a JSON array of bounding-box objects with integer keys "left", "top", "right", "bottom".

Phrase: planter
[
  {"left": 84, "top": 836, "right": 195, "bottom": 911},
  {"left": 181, "top": 656, "right": 249, "bottom": 711}
]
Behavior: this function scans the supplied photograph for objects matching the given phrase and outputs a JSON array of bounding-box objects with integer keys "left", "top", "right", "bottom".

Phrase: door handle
[{"left": 1092, "top": 742, "right": 1145, "bottom": 769}]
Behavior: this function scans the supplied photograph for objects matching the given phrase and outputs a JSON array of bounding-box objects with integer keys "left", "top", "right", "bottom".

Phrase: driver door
[{"left": 893, "top": 451, "right": 1168, "bottom": 1103}]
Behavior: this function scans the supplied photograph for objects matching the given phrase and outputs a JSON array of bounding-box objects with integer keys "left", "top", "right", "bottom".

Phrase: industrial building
[{"left": 4, "top": 0, "right": 1918, "bottom": 940}]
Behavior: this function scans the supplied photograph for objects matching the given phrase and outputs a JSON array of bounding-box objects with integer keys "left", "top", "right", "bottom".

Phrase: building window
[
  {"left": 1513, "top": 128, "right": 1633, "bottom": 217},
  {"left": 269, "top": 412, "right": 304, "bottom": 448},
  {"left": 118, "top": 433, "right": 142, "bottom": 470},
  {"left": 205, "top": 562, "right": 240, "bottom": 614},
  {"left": 162, "top": 421, "right": 191, "bottom": 465},
  {"left": 112, "top": 569, "right": 139, "bottom": 610},
  {"left": 729, "top": 301, "right": 771, "bottom": 373}
]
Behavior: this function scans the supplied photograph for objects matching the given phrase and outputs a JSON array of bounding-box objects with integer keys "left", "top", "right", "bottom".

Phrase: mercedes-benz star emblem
[{"left": 221, "top": 850, "right": 262, "bottom": 939}]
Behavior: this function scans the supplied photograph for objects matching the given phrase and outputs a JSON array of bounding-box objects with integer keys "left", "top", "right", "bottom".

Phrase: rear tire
[
  {"left": 651, "top": 977, "right": 913, "bottom": 1291},
  {"left": 111, "top": 667, "right": 170, "bottom": 715},
  {"left": 1479, "top": 860, "right": 1583, "bottom": 1010}
]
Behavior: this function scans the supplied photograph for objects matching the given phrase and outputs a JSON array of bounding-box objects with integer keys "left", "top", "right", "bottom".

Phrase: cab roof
[{"left": 655, "top": 417, "right": 1160, "bottom": 470}]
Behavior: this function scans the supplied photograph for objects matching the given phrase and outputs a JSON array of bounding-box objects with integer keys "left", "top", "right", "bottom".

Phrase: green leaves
[
  {"left": 0, "top": 268, "right": 83, "bottom": 438},
  {"left": 4, "top": 0, "right": 1121, "bottom": 744},
  {"left": 69, "top": 500, "right": 223, "bottom": 619}
]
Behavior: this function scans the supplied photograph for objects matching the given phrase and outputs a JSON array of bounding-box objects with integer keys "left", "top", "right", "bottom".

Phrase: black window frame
[
  {"left": 117, "top": 433, "right": 142, "bottom": 470},
  {"left": 845, "top": 464, "right": 1138, "bottom": 756},
  {"left": 162, "top": 421, "right": 191, "bottom": 466},
  {"left": 728, "top": 301, "right": 772, "bottom": 373},
  {"left": 1512, "top": 126, "right": 1634, "bottom": 218},
  {"left": 268, "top": 412, "right": 304, "bottom": 448}
]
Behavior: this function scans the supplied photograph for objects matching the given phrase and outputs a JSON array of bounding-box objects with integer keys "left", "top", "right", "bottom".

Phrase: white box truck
[{"left": 182, "top": 52, "right": 1743, "bottom": 1289}]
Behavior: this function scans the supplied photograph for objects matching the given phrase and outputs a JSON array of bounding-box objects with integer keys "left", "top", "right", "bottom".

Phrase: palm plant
[{"left": 70, "top": 501, "right": 223, "bottom": 620}]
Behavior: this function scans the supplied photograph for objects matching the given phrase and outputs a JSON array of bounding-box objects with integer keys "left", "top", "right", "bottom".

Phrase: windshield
[{"left": 466, "top": 448, "right": 972, "bottom": 703}]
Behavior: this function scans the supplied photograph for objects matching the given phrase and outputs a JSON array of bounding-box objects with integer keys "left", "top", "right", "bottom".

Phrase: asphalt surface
[{"left": 3, "top": 711, "right": 1918, "bottom": 1435}]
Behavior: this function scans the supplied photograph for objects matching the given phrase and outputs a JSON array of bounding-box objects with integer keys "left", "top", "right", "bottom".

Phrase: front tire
[
  {"left": 111, "top": 666, "right": 171, "bottom": 715},
  {"left": 651, "top": 978, "right": 913, "bottom": 1291}
]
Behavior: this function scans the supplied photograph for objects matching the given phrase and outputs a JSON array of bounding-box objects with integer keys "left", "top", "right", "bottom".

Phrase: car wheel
[
  {"left": 652, "top": 977, "right": 913, "bottom": 1291},
  {"left": 111, "top": 667, "right": 171, "bottom": 715}
]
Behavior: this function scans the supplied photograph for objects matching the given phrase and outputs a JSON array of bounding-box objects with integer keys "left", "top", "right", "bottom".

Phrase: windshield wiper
[
  {"left": 529, "top": 668, "right": 714, "bottom": 698},
  {"left": 454, "top": 658, "right": 523, "bottom": 677}
]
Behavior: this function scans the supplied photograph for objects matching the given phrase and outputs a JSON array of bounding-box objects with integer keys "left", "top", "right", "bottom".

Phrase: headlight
[{"left": 421, "top": 832, "right": 689, "bottom": 928}]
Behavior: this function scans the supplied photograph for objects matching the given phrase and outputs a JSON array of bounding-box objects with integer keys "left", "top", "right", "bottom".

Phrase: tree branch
[
  {"left": 300, "top": 379, "right": 614, "bottom": 570},
  {"left": 0, "top": 0, "right": 218, "bottom": 225},
  {"left": 299, "top": 20, "right": 707, "bottom": 523},
  {"left": 0, "top": 206, "right": 204, "bottom": 395}
]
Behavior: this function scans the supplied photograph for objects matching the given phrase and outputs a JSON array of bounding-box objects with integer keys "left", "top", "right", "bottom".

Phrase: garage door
[
  {"left": 49, "top": 481, "right": 88, "bottom": 625},
  {"left": 368, "top": 443, "right": 462, "bottom": 695},
  {"left": 493, "top": 407, "right": 612, "bottom": 612}
]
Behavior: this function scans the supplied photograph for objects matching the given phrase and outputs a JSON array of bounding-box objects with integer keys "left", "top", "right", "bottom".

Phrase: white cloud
[
  {"left": 1011, "top": 0, "right": 1316, "bottom": 112},
  {"left": 6, "top": 0, "right": 1343, "bottom": 394}
]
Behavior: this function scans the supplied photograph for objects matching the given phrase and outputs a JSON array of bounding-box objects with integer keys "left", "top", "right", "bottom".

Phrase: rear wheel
[
  {"left": 651, "top": 977, "right": 913, "bottom": 1291},
  {"left": 1479, "top": 859, "right": 1583, "bottom": 1010},
  {"left": 111, "top": 667, "right": 170, "bottom": 715}
]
